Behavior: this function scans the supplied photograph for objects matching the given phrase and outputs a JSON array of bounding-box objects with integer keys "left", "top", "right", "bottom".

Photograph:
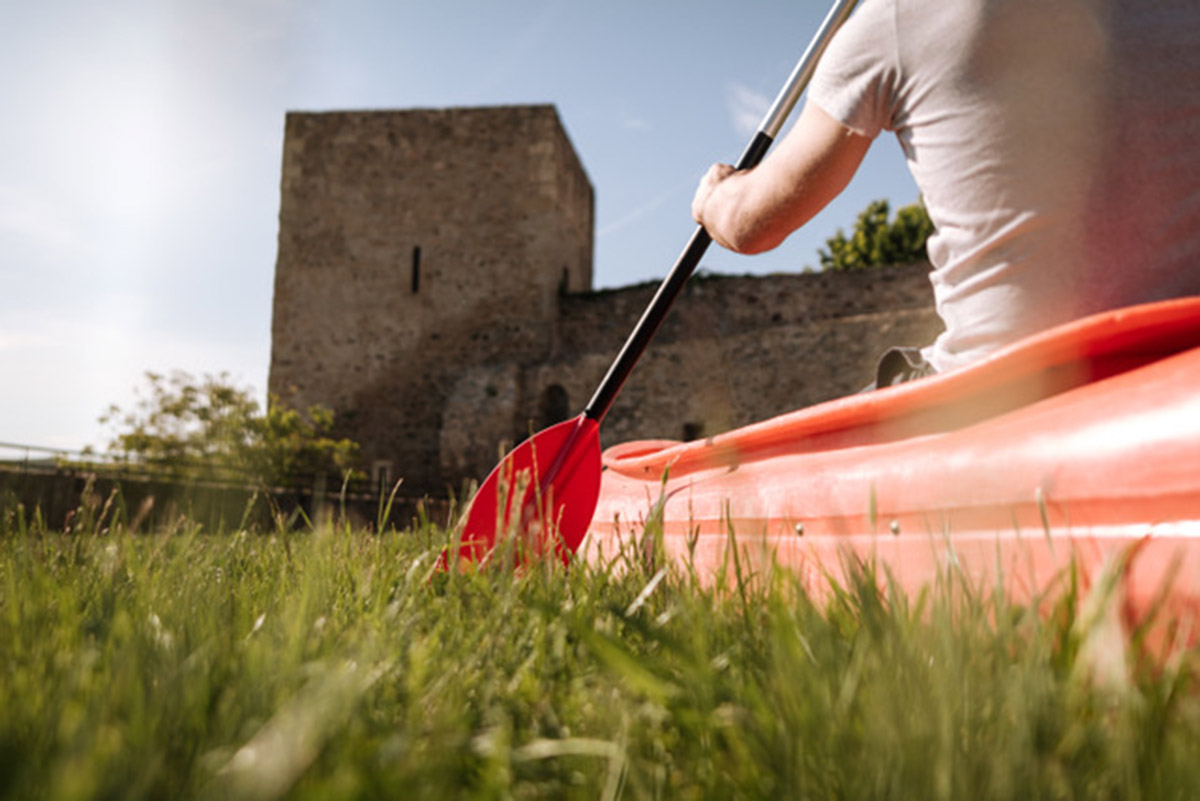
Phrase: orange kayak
[{"left": 584, "top": 298, "right": 1200, "bottom": 645}]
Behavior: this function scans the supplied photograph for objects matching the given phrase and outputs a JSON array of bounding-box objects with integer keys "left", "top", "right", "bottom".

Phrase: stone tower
[{"left": 269, "top": 105, "right": 594, "bottom": 493}]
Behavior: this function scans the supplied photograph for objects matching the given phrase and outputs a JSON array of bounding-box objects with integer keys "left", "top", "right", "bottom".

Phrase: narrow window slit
[{"left": 411, "top": 246, "right": 421, "bottom": 293}]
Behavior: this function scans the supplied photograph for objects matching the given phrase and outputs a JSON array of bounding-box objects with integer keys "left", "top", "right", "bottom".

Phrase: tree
[
  {"left": 100, "top": 371, "right": 360, "bottom": 488},
  {"left": 818, "top": 198, "right": 934, "bottom": 271}
]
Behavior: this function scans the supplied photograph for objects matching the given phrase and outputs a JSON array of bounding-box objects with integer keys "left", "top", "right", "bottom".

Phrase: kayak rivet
[
  {"left": 794, "top": 523, "right": 804, "bottom": 537},
  {"left": 889, "top": 519, "right": 901, "bottom": 536}
]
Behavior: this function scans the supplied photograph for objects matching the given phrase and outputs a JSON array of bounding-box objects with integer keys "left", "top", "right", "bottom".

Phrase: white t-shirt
[{"left": 808, "top": 0, "right": 1200, "bottom": 372}]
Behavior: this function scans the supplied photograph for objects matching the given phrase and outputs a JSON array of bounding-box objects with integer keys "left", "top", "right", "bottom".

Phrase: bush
[
  {"left": 99, "top": 370, "right": 360, "bottom": 488},
  {"left": 818, "top": 198, "right": 934, "bottom": 271}
]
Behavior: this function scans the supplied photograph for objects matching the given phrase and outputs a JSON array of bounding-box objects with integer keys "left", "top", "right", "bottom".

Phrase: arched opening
[
  {"left": 538, "top": 384, "right": 570, "bottom": 429},
  {"left": 372, "top": 459, "right": 395, "bottom": 493}
]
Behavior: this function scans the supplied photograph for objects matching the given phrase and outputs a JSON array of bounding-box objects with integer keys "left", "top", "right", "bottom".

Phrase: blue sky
[{"left": 1, "top": 0, "right": 918, "bottom": 453}]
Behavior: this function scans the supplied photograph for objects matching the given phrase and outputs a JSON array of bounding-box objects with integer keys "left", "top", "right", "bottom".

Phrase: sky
[{"left": 0, "top": 0, "right": 919, "bottom": 454}]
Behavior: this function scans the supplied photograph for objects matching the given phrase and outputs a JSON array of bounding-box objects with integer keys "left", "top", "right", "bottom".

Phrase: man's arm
[{"left": 691, "top": 100, "right": 872, "bottom": 254}]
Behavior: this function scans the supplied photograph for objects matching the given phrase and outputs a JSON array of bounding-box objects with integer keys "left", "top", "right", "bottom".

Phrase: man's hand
[
  {"left": 687, "top": 100, "right": 873, "bottom": 255},
  {"left": 691, "top": 162, "right": 736, "bottom": 232}
]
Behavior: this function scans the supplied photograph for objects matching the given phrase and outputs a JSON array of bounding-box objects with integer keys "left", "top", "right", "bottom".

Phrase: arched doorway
[{"left": 538, "top": 384, "right": 570, "bottom": 429}]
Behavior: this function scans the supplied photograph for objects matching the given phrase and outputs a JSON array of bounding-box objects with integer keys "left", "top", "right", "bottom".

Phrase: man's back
[{"left": 810, "top": 0, "right": 1200, "bottom": 371}]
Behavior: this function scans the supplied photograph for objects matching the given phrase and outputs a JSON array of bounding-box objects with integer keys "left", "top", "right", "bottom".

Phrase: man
[{"left": 692, "top": 0, "right": 1200, "bottom": 385}]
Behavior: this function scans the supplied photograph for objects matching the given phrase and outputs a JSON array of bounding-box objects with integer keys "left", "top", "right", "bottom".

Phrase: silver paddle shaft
[{"left": 760, "top": 0, "right": 860, "bottom": 139}]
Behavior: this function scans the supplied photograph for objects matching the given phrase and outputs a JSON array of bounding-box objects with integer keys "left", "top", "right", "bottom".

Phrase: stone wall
[
  {"left": 439, "top": 263, "right": 942, "bottom": 486},
  {"left": 268, "top": 105, "right": 942, "bottom": 497}
]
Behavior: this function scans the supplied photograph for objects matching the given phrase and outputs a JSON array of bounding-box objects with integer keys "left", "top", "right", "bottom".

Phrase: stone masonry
[{"left": 269, "top": 105, "right": 942, "bottom": 496}]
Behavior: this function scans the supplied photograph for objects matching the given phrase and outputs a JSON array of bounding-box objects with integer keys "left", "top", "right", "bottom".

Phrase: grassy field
[{"left": 2, "top": 496, "right": 1199, "bottom": 800}]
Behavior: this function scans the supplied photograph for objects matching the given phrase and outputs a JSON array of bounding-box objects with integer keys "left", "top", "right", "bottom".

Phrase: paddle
[{"left": 447, "top": 0, "right": 861, "bottom": 568}]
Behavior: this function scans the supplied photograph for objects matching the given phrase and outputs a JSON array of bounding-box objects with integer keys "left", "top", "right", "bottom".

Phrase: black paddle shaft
[
  {"left": 581, "top": 0, "right": 860, "bottom": 425},
  {"left": 582, "top": 132, "right": 772, "bottom": 424}
]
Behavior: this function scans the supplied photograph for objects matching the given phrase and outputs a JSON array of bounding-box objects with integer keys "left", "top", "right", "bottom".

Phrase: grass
[{"left": 1, "top": 495, "right": 1199, "bottom": 800}]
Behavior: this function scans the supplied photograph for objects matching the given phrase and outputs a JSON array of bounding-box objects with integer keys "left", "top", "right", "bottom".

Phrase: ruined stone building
[{"left": 268, "top": 105, "right": 941, "bottom": 495}]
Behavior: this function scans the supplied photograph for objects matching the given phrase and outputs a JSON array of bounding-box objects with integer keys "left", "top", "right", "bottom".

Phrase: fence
[{"left": 0, "top": 441, "right": 451, "bottom": 533}]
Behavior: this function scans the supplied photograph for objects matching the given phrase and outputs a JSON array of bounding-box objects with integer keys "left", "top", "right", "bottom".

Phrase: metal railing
[{"left": 0, "top": 440, "right": 394, "bottom": 501}]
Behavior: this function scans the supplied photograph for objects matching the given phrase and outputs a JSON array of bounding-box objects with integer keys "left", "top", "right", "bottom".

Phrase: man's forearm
[
  {"left": 691, "top": 100, "right": 873, "bottom": 256},
  {"left": 693, "top": 164, "right": 788, "bottom": 254}
]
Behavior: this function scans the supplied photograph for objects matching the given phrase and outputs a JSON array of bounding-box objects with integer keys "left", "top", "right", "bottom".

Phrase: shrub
[
  {"left": 100, "top": 370, "right": 359, "bottom": 488},
  {"left": 818, "top": 198, "right": 934, "bottom": 271}
]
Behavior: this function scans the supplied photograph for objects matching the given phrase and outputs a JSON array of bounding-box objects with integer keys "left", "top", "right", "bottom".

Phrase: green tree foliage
[
  {"left": 100, "top": 370, "right": 359, "bottom": 487},
  {"left": 818, "top": 198, "right": 934, "bottom": 271}
]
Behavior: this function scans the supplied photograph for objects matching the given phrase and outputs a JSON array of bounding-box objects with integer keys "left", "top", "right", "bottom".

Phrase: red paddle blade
[{"left": 447, "top": 414, "right": 602, "bottom": 567}]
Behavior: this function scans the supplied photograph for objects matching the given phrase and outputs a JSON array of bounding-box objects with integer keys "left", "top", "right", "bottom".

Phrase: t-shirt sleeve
[{"left": 807, "top": 0, "right": 901, "bottom": 138}]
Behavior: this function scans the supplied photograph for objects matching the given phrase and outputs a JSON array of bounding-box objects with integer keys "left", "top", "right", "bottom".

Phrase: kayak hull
[{"left": 583, "top": 299, "right": 1200, "bottom": 646}]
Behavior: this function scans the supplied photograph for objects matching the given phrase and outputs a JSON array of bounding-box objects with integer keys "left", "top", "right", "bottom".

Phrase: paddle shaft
[{"left": 583, "top": 0, "right": 859, "bottom": 425}]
